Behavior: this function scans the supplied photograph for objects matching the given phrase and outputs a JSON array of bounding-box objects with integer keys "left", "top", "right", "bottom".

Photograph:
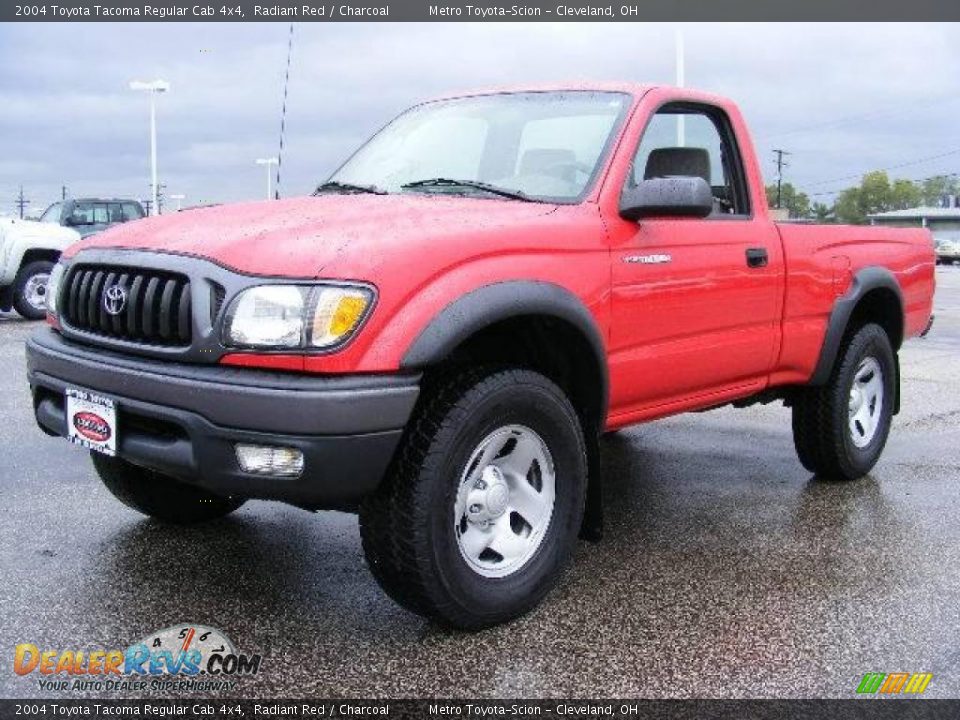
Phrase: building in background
[{"left": 869, "top": 198, "right": 960, "bottom": 264}]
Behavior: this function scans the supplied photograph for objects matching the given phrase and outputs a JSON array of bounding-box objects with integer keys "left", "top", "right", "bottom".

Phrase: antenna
[
  {"left": 675, "top": 28, "right": 685, "bottom": 146},
  {"left": 275, "top": 23, "right": 295, "bottom": 200}
]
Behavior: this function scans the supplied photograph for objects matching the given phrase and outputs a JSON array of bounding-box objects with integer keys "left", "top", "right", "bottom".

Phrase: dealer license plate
[{"left": 66, "top": 388, "right": 117, "bottom": 456}]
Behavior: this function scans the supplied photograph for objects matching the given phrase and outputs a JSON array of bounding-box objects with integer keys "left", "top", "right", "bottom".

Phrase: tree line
[{"left": 766, "top": 173, "right": 959, "bottom": 224}]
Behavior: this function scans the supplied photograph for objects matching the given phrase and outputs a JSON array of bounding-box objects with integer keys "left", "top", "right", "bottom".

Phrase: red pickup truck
[{"left": 27, "top": 83, "right": 935, "bottom": 629}]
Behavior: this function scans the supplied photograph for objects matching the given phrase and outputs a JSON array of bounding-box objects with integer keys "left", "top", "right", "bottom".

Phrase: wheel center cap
[
  {"left": 850, "top": 387, "right": 863, "bottom": 412},
  {"left": 486, "top": 482, "right": 509, "bottom": 517}
]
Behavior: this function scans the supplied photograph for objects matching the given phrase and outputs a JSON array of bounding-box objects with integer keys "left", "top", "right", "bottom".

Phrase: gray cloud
[{"left": 1, "top": 22, "right": 958, "bottom": 215}]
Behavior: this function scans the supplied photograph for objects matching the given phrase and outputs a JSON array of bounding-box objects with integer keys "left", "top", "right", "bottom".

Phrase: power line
[
  {"left": 760, "top": 91, "right": 960, "bottom": 141},
  {"left": 806, "top": 171, "right": 960, "bottom": 198},
  {"left": 772, "top": 149, "right": 791, "bottom": 209},
  {"left": 803, "top": 147, "right": 960, "bottom": 189}
]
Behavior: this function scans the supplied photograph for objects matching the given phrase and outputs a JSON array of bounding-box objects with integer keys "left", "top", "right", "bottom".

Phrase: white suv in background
[{"left": 0, "top": 218, "right": 80, "bottom": 320}]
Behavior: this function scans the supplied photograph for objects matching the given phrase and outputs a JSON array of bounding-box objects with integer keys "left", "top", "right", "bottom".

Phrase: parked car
[
  {"left": 39, "top": 198, "right": 146, "bottom": 239},
  {"left": 935, "top": 236, "right": 960, "bottom": 265},
  {"left": 26, "top": 84, "right": 936, "bottom": 629},
  {"left": 0, "top": 218, "right": 80, "bottom": 319}
]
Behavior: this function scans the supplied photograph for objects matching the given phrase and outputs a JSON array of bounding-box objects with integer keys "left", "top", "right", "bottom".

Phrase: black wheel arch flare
[
  {"left": 810, "top": 266, "right": 905, "bottom": 412},
  {"left": 399, "top": 279, "right": 609, "bottom": 423}
]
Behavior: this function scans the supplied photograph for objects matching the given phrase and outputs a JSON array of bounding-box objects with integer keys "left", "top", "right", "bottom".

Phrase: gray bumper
[{"left": 26, "top": 328, "right": 420, "bottom": 509}]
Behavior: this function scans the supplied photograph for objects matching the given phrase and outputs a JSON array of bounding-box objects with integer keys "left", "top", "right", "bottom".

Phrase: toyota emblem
[{"left": 103, "top": 284, "right": 128, "bottom": 316}]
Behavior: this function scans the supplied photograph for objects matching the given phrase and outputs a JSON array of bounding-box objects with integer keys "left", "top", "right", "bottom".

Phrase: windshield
[
  {"left": 329, "top": 91, "right": 630, "bottom": 202},
  {"left": 39, "top": 202, "right": 62, "bottom": 223}
]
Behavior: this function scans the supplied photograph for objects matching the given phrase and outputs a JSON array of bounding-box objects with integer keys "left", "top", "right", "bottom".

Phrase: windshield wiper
[
  {"left": 401, "top": 178, "right": 535, "bottom": 202},
  {"left": 314, "top": 180, "right": 387, "bottom": 196}
]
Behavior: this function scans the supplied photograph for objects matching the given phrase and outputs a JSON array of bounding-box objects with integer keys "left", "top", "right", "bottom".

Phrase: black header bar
[
  {"left": 0, "top": 699, "right": 958, "bottom": 719},
  {"left": 4, "top": 0, "right": 960, "bottom": 22}
]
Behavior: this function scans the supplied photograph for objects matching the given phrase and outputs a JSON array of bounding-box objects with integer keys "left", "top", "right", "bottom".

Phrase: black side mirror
[{"left": 619, "top": 176, "right": 714, "bottom": 221}]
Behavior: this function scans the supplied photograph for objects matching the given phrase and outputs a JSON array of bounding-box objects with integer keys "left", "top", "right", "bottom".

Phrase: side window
[
  {"left": 629, "top": 104, "right": 750, "bottom": 216},
  {"left": 92, "top": 204, "right": 110, "bottom": 224},
  {"left": 121, "top": 202, "right": 145, "bottom": 221},
  {"left": 71, "top": 202, "right": 95, "bottom": 225}
]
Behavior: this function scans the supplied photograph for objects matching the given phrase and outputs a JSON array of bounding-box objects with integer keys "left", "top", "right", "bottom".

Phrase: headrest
[{"left": 644, "top": 147, "right": 711, "bottom": 184}]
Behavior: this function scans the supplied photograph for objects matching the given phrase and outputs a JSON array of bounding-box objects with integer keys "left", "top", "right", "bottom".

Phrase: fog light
[{"left": 235, "top": 444, "right": 304, "bottom": 477}]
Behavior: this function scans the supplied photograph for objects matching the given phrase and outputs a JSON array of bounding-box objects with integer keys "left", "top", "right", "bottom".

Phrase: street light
[
  {"left": 130, "top": 79, "right": 170, "bottom": 216},
  {"left": 169, "top": 193, "right": 186, "bottom": 212},
  {"left": 255, "top": 157, "right": 279, "bottom": 200}
]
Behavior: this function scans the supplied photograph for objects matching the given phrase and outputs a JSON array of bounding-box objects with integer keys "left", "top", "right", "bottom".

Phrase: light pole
[
  {"left": 169, "top": 193, "right": 185, "bottom": 211},
  {"left": 255, "top": 157, "right": 278, "bottom": 200},
  {"left": 130, "top": 79, "right": 170, "bottom": 216}
]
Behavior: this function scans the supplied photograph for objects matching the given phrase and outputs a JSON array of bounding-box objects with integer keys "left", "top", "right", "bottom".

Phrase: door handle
[{"left": 746, "top": 247, "right": 768, "bottom": 268}]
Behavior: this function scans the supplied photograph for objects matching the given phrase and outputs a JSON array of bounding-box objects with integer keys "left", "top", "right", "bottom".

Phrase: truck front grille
[{"left": 61, "top": 265, "right": 192, "bottom": 346}]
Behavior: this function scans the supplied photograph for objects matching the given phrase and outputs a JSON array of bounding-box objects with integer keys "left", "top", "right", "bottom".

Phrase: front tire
[
  {"left": 91, "top": 452, "right": 245, "bottom": 524},
  {"left": 792, "top": 323, "right": 895, "bottom": 481},
  {"left": 359, "top": 368, "right": 588, "bottom": 629},
  {"left": 13, "top": 260, "right": 55, "bottom": 320}
]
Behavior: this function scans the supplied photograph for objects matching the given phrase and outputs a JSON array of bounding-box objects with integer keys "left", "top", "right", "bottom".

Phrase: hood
[
  {"left": 0, "top": 217, "right": 81, "bottom": 246},
  {"left": 70, "top": 195, "right": 559, "bottom": 279}
]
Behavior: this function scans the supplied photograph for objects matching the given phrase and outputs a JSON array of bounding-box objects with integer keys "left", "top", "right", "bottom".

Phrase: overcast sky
[{"left": 0, "top": 22, "right": 958, "bottom": 216}]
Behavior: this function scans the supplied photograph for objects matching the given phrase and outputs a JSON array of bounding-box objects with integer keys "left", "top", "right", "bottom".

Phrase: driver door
[{"left": 605, "top": 103, "right": 783, "bottom": 420}]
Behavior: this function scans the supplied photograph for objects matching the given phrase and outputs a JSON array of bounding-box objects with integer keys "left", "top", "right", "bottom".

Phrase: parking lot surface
[{"left": 2, "top": 268, "right": 959, "bottom": 699}]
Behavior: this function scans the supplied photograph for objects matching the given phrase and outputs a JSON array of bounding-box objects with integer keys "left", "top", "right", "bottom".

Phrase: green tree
[
  {"left": 833, "top": 170, "right": 919, "bottom": 225},
  {"left": 890, "top": 178, "right": 921, "bottom": 210},
  {"left": 919, "top": 175, "right": 960, "bottom": 206},
  {"left": 811, "top": 202, "right": 833, "bottom": 222},
  {"left": 765, "top": 182, "right": 811, "bottom": 219}
]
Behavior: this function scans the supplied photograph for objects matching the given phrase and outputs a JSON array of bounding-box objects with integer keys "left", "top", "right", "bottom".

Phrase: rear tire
[
  {"left": 91, "top": 452, "right": 245, "bottom": 524},
  {"left": 13, "top": 260, "right": 55, "bottom": 320},
  {"left": 359, "top": 368, "right": 587, "bottom": 629},
  {"left": 792, "top": 323, "right": 895, "bottom": 481}
]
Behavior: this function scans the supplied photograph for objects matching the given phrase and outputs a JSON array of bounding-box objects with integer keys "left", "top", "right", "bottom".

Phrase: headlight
[
  {"left": 46, "top": 262, "right": 66, "bottom": 316},
  {"left": 223, "top": 284, "right": 374, "bottom": 350}
]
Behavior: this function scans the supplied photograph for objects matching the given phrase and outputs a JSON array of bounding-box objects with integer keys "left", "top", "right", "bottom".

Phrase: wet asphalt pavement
[{"left": 1, "top": 268, "right": 959, "bottom": 700}]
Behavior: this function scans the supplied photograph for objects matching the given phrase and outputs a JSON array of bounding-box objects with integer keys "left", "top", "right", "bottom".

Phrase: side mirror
[{"left": 619, "top": 176, "right": 714, "bottom": 221}]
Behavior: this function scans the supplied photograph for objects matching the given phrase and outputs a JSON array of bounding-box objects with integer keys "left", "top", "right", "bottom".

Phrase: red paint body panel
[{"left": 66, "top": 83, "right": 936, "bottom": 429}]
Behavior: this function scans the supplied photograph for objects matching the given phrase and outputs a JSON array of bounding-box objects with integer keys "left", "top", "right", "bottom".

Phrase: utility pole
[
  {"left": 256, "top": 157, "right": 279, "bottom": 200},
  {"left": 61, "top": 185, "right": 68, "bottom": 201},
  {"left": 772, "top": 149, "right": 791, "bottom": 209},
  {"left": 153, "top": 182, "right": 167, "bottom": 215},
  {"left": 16, "top": 186, "right": 30, "bottom": 219},
  {"left": 130, "top": 79, "right": 170, "bottom": 216}
]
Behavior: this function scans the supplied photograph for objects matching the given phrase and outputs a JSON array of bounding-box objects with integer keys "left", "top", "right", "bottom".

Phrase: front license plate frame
[{"left": 66, "top": 388, "right": 117, "bottom": 456}]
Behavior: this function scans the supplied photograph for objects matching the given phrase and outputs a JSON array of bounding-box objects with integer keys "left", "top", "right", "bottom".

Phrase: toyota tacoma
[{"left": 26, "top": 84, "right": 936, "bottom": 629}]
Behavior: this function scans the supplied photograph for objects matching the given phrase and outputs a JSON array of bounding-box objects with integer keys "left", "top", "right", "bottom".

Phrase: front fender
[{"left": 400, "top": 279, "right": 608, "bottom": 414}]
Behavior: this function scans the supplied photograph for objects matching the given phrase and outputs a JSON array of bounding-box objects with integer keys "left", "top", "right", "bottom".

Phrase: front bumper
[{"left": 26, "top": 328, "right": 420, "bottom": 510}]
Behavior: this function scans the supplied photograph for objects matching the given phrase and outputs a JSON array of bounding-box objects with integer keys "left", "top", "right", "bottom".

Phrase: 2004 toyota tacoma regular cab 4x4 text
[{"left": 27, "top": 84, "right": 936, "bottom": 629}]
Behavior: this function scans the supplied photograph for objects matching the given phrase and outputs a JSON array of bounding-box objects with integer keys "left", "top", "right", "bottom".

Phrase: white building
[{"left": 868, "top": 206, "right": 960, "bottom": 244}]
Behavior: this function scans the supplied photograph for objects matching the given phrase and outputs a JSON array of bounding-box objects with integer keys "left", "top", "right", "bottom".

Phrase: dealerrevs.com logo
[{"left": 13, "top": 624, "right": 262, "bottom": 693}]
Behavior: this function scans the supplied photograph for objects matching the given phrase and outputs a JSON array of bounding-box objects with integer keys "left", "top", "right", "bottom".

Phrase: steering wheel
[{"left": 536, "top": 160, "right": 592, "bottom": 180}]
